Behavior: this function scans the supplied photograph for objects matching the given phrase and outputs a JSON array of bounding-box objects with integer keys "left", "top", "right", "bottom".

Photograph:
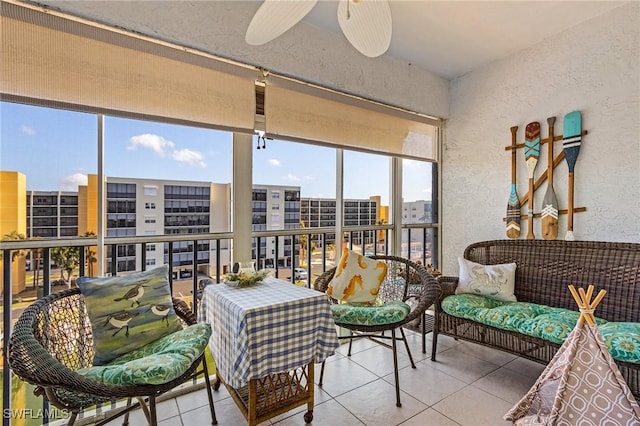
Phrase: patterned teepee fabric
[{"left": 505, "top": 320, "right": 640, "bottom": 425}]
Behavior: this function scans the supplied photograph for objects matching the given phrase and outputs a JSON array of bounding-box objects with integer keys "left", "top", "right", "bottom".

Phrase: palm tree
[
  {"left": 32, "top": 246, "right": 43, "bottom": 287},
  {"left": 82, "top": 232, "right": 97, "bottom": 276},
  {"left": 376, "top": 219, "right": 387, "bottom": 251},
  {"left": 1, "top": 231, "right": 27, "bottom": 261},
  {"left": 298, "top": 220, "right": 307, "bottom": 267}
]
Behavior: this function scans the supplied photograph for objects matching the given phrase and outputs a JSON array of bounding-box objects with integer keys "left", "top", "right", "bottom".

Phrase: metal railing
[{"left": 1, "top": 224, "right": 436, "bottom": 425}]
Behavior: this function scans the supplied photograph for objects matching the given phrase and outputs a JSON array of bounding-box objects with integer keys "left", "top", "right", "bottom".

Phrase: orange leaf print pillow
[{"left": 327, "top": 249, "right": 387, "bottom": 303}]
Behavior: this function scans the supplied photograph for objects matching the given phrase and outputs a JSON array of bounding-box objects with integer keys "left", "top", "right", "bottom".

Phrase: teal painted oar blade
[
  {"left": 563, "top": 111, "right": 582, "bottom": 172},
  {"left": 506, "top": 184, "right": 521, "bottom": 237}
]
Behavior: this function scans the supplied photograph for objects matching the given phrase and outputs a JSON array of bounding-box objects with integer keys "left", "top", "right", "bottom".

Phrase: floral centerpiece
[{"left": 223, "top": 269, "right": 269, "bottom": 288}]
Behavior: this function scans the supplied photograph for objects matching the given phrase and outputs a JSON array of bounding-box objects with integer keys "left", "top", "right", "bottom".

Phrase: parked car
[{"left": 294, "top": 268, "right": 308, "bottom": 280}]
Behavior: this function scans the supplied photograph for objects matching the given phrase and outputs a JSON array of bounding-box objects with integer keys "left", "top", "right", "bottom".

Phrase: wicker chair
[
  {"left": 313, "top": 255, "right": 441, "bottom": 407},
  {"left": 8, "top": 287, "right": 217, "bottom": 426}
]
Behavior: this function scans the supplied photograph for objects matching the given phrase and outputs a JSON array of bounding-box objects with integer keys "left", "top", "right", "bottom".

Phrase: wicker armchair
[
  {"left": 8, "top": 287, "right": 217, "bottom": 426},
  {"left": 313, "top": 255, "right": 440, "bottom": 407}
]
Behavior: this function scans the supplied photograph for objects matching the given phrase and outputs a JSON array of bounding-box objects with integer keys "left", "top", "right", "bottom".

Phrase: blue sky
[{"left": 1, "top": 101, "right": 433, "bottom": 205}]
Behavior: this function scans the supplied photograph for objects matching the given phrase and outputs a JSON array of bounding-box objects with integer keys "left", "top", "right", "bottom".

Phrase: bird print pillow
[
  {"left": 327, "top": 249, "right": 388, "bottom": 304},
  {"left": 77, "top": 264, "right": 182, "bottom": 365}
]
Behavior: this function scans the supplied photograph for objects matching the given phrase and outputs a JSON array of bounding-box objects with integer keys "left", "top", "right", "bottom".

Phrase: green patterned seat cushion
[
  {"left": 516, "top": 310, "right": 590, "bottom": 344},
  {"left": 77, "top": 323, "right": 211, "bottom": 386},
  {"left": 331, "top": 301, "right": 411, "bottom": 326},
  {"left": 441, "top": 294, "right": 552, "bottom": 333},
  {"left": 600, "top": 322, "right": 640, "bottom": 364},
  {"left": 441, "top": 294, "right": 640, "bottom": 364}
]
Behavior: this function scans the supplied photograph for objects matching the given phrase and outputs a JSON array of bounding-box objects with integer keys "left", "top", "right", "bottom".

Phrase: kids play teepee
[{"left": 505, "top": 285, "right": 640, "bottom": 425}]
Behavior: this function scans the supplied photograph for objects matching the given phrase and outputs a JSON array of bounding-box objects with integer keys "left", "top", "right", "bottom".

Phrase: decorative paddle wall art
[
  {"left": 506, "top": 126, "right": 521, "bottom": 238},
  {"left": 541, "top": 117, "right": 559, "bottom": 240},
  {"left": 504, "top": 111, "right": 588, "bottom": 240}
]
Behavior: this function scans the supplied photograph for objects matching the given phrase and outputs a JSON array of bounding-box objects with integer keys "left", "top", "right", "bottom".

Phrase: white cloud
[
  {"left": 127, "top": 134, "right": 175, "bottom": 156},
  {"left": 268, "top": 159, "right": 281, "bottom": 167},
  {"left": 172, "top": 148, "right": 206, "bottom": 168},
  {"left": 59, "top": 173, "right": 88, "bottom": 191},
  {"left": 283, "top": 173, "right": 301, "bottom": 182},
  {"left": 21, "top": 125, "right": 36, "bottom": 135}
]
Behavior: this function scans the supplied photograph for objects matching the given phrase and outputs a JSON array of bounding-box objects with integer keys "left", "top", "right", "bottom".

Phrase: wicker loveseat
[{"left": 431, "top": 239, "right": 640, "bottom": 401}]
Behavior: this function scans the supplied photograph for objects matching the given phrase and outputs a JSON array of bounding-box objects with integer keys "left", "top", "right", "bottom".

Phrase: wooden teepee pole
[{"left": 568, "top": 284, "right": 607, "bottom": 326}]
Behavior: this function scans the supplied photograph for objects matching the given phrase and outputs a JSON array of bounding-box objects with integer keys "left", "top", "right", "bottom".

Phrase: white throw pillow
[{"left": 456, "top": 257, "right": 517, "bottom": 302}]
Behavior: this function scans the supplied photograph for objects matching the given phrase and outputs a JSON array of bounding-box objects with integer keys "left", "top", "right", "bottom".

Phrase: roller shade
[
  {"left": 264, "top": 75, "right": 439, "bottom": 160},
  {"left": 0, "top": 2, "right": 256, "bottom": 132}
]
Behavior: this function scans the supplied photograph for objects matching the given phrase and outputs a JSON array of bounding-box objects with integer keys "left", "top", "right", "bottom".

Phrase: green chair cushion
[
  {"left": 442, "top": 294, "right": 640, "bottom": 364},
  {"left": 331, "top": 301, "right": 411, "bottom": 326},
  {"left": 77, "top": 323, "right": 211, "bottom": 386},
  {"left": 600, "top": 322, "right": 640, "bottom": 364}
]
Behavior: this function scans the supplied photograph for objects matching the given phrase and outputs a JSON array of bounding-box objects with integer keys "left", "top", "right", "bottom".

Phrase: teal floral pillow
[{"left": 77, "top": 265, "right": 182, "bottom": 365}]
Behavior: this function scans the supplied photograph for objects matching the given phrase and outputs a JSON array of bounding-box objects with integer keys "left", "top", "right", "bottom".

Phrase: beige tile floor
[{"left": 103, "top": 329, "right": 546, "bottom": 426}]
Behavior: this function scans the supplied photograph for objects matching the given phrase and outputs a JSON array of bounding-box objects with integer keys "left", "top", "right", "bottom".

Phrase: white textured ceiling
[{"left": 26, "top": 0, "right": 627, "bottom": 79}]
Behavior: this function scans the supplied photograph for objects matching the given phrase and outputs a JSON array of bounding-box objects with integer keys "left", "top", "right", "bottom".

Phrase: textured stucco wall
[{"left": 441, "top": 2, "right": 640, "bottom": 275}]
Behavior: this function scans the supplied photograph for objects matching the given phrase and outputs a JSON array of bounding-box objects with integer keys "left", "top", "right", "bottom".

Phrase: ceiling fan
[{"left": 245, "top": 0, "right": 392, "bottom": 58}]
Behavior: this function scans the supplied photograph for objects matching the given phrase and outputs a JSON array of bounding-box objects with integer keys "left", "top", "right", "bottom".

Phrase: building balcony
[{"left": 2, "top": 223, "right": 446, "bottom": 425}]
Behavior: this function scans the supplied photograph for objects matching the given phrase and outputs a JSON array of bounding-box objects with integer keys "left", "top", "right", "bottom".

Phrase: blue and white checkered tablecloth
[{"left": 199, "top": 277, "right": 340, "bottom": 389}]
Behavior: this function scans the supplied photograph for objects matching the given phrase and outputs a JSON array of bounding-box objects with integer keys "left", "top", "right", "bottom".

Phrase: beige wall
[
  {"left": 442, "top": 2, "right": 640, "bottom": 274},
  {"left": 0, "top": 171, "right": 27, "bottom": 294}
]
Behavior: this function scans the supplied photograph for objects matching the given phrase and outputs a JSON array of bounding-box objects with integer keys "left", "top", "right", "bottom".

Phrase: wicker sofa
[{"left": 431, "top": 239, "right": 640, "bottom": 401}]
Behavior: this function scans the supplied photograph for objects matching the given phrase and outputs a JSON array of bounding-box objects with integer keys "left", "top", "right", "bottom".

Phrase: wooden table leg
[
  {"left": 248, "top": 379, "right": 257, "bottom": 426},
  {"left": 303, "top": 361, "right": 314, "bottom": 423}
]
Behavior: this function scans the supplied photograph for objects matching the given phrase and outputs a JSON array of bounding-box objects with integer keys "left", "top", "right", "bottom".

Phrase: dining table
[{"left": 198, "top": 276, "right": 340, "bottom": 425}]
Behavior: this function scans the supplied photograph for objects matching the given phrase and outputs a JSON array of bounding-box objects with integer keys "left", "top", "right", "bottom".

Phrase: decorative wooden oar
[
  {"left": 524, "top": 121, "right": 541, "bottom": 239},
  {"left": 563, "top": 111, "right": 582, "bottom": 241},
  {"left": 541, "top": 117, "right": 559, "bottom": 240},
  {"left": 506, "top": 126, "right": 521, "bottom": 238}
]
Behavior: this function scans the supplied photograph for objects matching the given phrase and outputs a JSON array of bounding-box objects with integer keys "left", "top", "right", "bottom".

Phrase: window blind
[
  {"left": 264, "top": 75, "right": 439, "bottom": 160},
  {"left": 0, "top": 1, "right": 256, "bottom": 132}
]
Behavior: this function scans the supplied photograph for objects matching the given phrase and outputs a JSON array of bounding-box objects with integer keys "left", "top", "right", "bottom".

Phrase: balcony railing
[{"left": 1, "top": 223, "right": 436, "bottom": 426}]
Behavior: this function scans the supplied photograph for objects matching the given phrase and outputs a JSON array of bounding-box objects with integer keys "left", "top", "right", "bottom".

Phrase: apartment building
[
  {"left": 103, "top": 176, "right": 231, "bottom": 278},
  {"left": 4, "top": 173, "right": 307, "bottom": 284},
  {"left": 0, "top": 171, "right": 27, "bottom": 294},
  {"left": 4, "top": 170, "right": 390, "bottom": 286},
  {"left": 402, "top": 199, "right": 436, "bottom": 262},
  {"left": 27, "top": 190, "right": 79, "bottom": 238},
  {"left": 300, "top": 196, "right": 379, "bottom": 249},
  {"left": 251, "top": 184, "right": 301, "bottom": 269},
  {"left": 402, "top": 200, "right": 435, "bottom": 225}
]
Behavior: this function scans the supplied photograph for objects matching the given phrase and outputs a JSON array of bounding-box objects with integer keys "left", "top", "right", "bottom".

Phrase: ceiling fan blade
[
  {"left": 245, "top": 0, "right": 318, "bottom": 46},
  {"left": 337, "top": 0, "right": 392, "bottom": 58}
]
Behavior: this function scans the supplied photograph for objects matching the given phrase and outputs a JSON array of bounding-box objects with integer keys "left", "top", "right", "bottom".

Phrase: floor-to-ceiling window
[
  {"left": 103, "top": 116, "right": 233, "bottom": 281},
  {"left": 402, "top": 159, "right": 439, "bottom": 267}
]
